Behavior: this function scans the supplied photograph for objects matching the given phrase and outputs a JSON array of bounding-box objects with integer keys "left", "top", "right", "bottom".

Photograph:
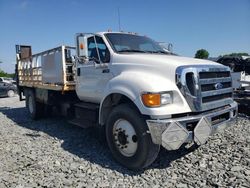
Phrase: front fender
[{"left": 100, "top": 71, "right": 191, "bottom": 122}]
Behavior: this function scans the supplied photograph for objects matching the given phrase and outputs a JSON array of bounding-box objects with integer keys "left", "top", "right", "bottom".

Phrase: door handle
[{"left": 102, "top": 69, "right": 110, "bottom": 73}]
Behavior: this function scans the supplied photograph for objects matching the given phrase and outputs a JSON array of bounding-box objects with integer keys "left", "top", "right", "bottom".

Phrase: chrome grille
[
  {"left": 199, "top": 71, "right": 230, "bottom": 79},
  {"left": 200, "top": 82, "right": 231, "bottom": 92},
  {"left": 176, "top": 65, "right": 233, "bottom": 112}
]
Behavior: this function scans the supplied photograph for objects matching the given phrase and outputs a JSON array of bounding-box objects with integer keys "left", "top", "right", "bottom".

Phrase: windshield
[{"left": 105, "top": 33, "right": 170, "bottom": 54}]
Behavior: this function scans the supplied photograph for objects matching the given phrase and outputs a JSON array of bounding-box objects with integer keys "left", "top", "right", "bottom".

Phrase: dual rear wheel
[{"left": 25, "top": 90, "right": 44, "bottom": 120}]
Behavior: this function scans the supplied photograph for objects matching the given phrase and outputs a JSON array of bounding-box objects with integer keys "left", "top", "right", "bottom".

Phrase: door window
[{"left": 88, "top": 36, "right": 110, "bottom": 63}]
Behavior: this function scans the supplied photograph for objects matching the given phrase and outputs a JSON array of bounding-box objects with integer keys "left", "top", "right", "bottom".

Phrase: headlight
[
  {"left": 161, "top": 93, "right": 172, "bottom": 105},
  {"left": 141, "top": 92, "right": 172, "bottom": 107}
]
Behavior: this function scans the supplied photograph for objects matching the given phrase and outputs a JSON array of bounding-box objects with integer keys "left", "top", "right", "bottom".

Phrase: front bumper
[{"left": 147, "top": 101, "right": 238, "bottom": 150}]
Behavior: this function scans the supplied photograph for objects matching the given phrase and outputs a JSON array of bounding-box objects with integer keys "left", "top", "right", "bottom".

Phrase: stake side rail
[{"left": 16, "top": 45, "right": 76, "bottom": 92}]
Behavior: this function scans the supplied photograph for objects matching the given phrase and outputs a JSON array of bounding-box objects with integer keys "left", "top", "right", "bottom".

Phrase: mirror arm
[
  {"left": 88, "top": 57, "right": 101, "bottom": 64},
  {"left": 75, "top": 55, "right": 89, "bottom": 64},
  {"left": 95, "top": 63, "right": 108, "bottom": 69}
]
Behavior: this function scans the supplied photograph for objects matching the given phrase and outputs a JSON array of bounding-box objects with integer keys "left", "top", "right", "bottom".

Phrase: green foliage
[
  {"left": 0, "top": 60, "right": 15, "bottom": 78},
  {"left": 195, "top": 49, "right": 209, "bottom": 59},
  {"left": 0, "top": 70, "right": 14, "bottom": 78}
]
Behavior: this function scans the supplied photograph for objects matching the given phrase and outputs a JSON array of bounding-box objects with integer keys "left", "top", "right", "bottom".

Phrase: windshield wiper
[
  {"left": 145, "top": 50, "right": 170, "bottom": 54},
  {"left": 117, "top": 49, "right": 171, "bottom": 54},
  {"left": 117, "top": 49, "right": 146, "bottom": 53}
]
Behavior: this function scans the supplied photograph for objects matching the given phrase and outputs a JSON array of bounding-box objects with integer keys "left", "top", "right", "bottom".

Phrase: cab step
[{"left": 68, "top": 102, "right": 99, "bottom": 128}]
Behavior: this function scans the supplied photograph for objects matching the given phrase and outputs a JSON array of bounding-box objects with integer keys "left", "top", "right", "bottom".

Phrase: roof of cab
[{"left": 97, "top": 31, "right": 139, "bottom": 36}]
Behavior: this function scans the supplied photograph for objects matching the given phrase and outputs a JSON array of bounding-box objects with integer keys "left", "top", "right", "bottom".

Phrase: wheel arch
[{"left": 99, "top": 92, "right": 143, "bottom": 125}]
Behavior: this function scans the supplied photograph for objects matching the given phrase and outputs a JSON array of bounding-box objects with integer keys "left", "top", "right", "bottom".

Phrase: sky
[{"left": 0, "top": 0, "right": 249, "bottom": 73}]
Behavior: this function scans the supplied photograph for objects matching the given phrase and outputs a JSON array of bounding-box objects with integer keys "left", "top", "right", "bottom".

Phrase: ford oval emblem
[{"left": 214, "top": 82, "right": 223, "bottom": 90}]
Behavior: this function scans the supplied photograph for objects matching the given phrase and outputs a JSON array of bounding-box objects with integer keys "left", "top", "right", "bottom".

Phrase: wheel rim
[
  {"left": 113, "top": 119, "right": 138, "bottom": 157},
  {"left": 8, "top": 90, "right": 14, "bottom": 97},
  {"left": 28, "top": 96, "right": 34, "bottom": 114}
]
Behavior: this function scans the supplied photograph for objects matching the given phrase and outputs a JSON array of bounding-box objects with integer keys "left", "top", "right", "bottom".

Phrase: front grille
[
  {"left": 199, "top": 71, "right": 230, "bottom": 79},
  {"left": 201, "top": 82, "right": 231, "bottom": 92},
  {"left": 176, "top": 65, "right": 233, "bottom": 112},
  {"left": 199, "top": 70, "right": 232, "bottom": 105}
]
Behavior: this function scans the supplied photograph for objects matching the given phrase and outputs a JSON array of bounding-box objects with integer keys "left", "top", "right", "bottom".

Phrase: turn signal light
[
  {"left": 80, "top": 43, "right": 84, "bottom": 49},
  {"left": 141, "top": 93, "right": 161, "bottom": 107}
]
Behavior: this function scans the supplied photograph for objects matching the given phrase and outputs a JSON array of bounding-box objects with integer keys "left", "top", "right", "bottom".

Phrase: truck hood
[
  {"left": 113, "top": 54, "right": 221, "bottom": 69},
  {"left": 112, "top": 54, "right": 225, "bottom": 81}
]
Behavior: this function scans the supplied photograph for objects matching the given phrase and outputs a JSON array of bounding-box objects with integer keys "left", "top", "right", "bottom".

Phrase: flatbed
[{"left": 16, "top": 45, "right": 76, "bottom": 92}]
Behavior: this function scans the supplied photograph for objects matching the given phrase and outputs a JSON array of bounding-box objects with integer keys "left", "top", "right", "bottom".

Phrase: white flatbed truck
[{"left": 15, "top": 32, "right": 238, "bottom": 169}]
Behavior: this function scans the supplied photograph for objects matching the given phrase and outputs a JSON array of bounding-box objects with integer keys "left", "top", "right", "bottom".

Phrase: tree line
[
  {"left": 0, "top": 61, "right": 15, "bottom": 78},
  {"left": 195, "top": 49, "right": 249, "bottom": 59}
]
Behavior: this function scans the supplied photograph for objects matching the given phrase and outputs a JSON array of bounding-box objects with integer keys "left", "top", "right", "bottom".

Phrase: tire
[
  {"left": 106, "top": 104, "right": 160, "bottom": 170},
  {"left": 7, "top": 90, "right": 15, "bottom": 97},
  {"left": 25, "top": 90, "right": 44, "bottom": 120}
]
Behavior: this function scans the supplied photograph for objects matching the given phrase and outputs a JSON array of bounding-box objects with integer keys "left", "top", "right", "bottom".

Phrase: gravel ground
[{"left": 0, "top": 96, "right": 249, "bottom": 188}]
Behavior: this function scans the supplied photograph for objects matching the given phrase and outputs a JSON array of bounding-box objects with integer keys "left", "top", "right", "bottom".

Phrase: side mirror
[{"left": 75, "top": 33, "right": 92, "bottom": 62}]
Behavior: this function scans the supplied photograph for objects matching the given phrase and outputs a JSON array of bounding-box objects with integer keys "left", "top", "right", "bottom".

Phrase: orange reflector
[
  {"left": 80, "top": 43, "right": 84, "bottom": 49},
  {"left": 141, "top": 93, "right": 161, "bottom": 107}
]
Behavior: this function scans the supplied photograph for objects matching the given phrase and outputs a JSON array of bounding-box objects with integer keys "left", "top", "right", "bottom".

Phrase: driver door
[{"left": 76, "top": 34, "right": 112, "bottom": 103}]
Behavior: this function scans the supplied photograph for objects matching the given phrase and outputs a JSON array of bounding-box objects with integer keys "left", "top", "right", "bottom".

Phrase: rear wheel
[
  {"left": 7, "top": 90, "right": 15, "bottom": 97},
  {"left": 106, "top": 104, "right": 160, "bottom": 170},
  {"left": 26, "top": 90, "right": 44, "bottom": 120}
]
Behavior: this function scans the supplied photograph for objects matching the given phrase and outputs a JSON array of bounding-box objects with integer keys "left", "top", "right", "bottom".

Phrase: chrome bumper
[{"left": 147, "top": 102, "right": 238, "bottom": 150}]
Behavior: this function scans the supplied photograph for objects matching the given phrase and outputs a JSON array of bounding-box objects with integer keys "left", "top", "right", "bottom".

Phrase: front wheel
[{"left": 106, "top": 104, "right": 160, "bottom": 170}]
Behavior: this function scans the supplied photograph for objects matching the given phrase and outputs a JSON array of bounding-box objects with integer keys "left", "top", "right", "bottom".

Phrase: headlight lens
[
  {"left": 141, "top": 92, "right": 172, "bottom": 107},
  {"left": 161, "top": 93, "right": 172, "bottom": 105}
]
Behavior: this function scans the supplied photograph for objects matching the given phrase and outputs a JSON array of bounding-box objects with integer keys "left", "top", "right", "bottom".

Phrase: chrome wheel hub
[{"left": 113, "top": 119, "right": 138, "bottom": 157}]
